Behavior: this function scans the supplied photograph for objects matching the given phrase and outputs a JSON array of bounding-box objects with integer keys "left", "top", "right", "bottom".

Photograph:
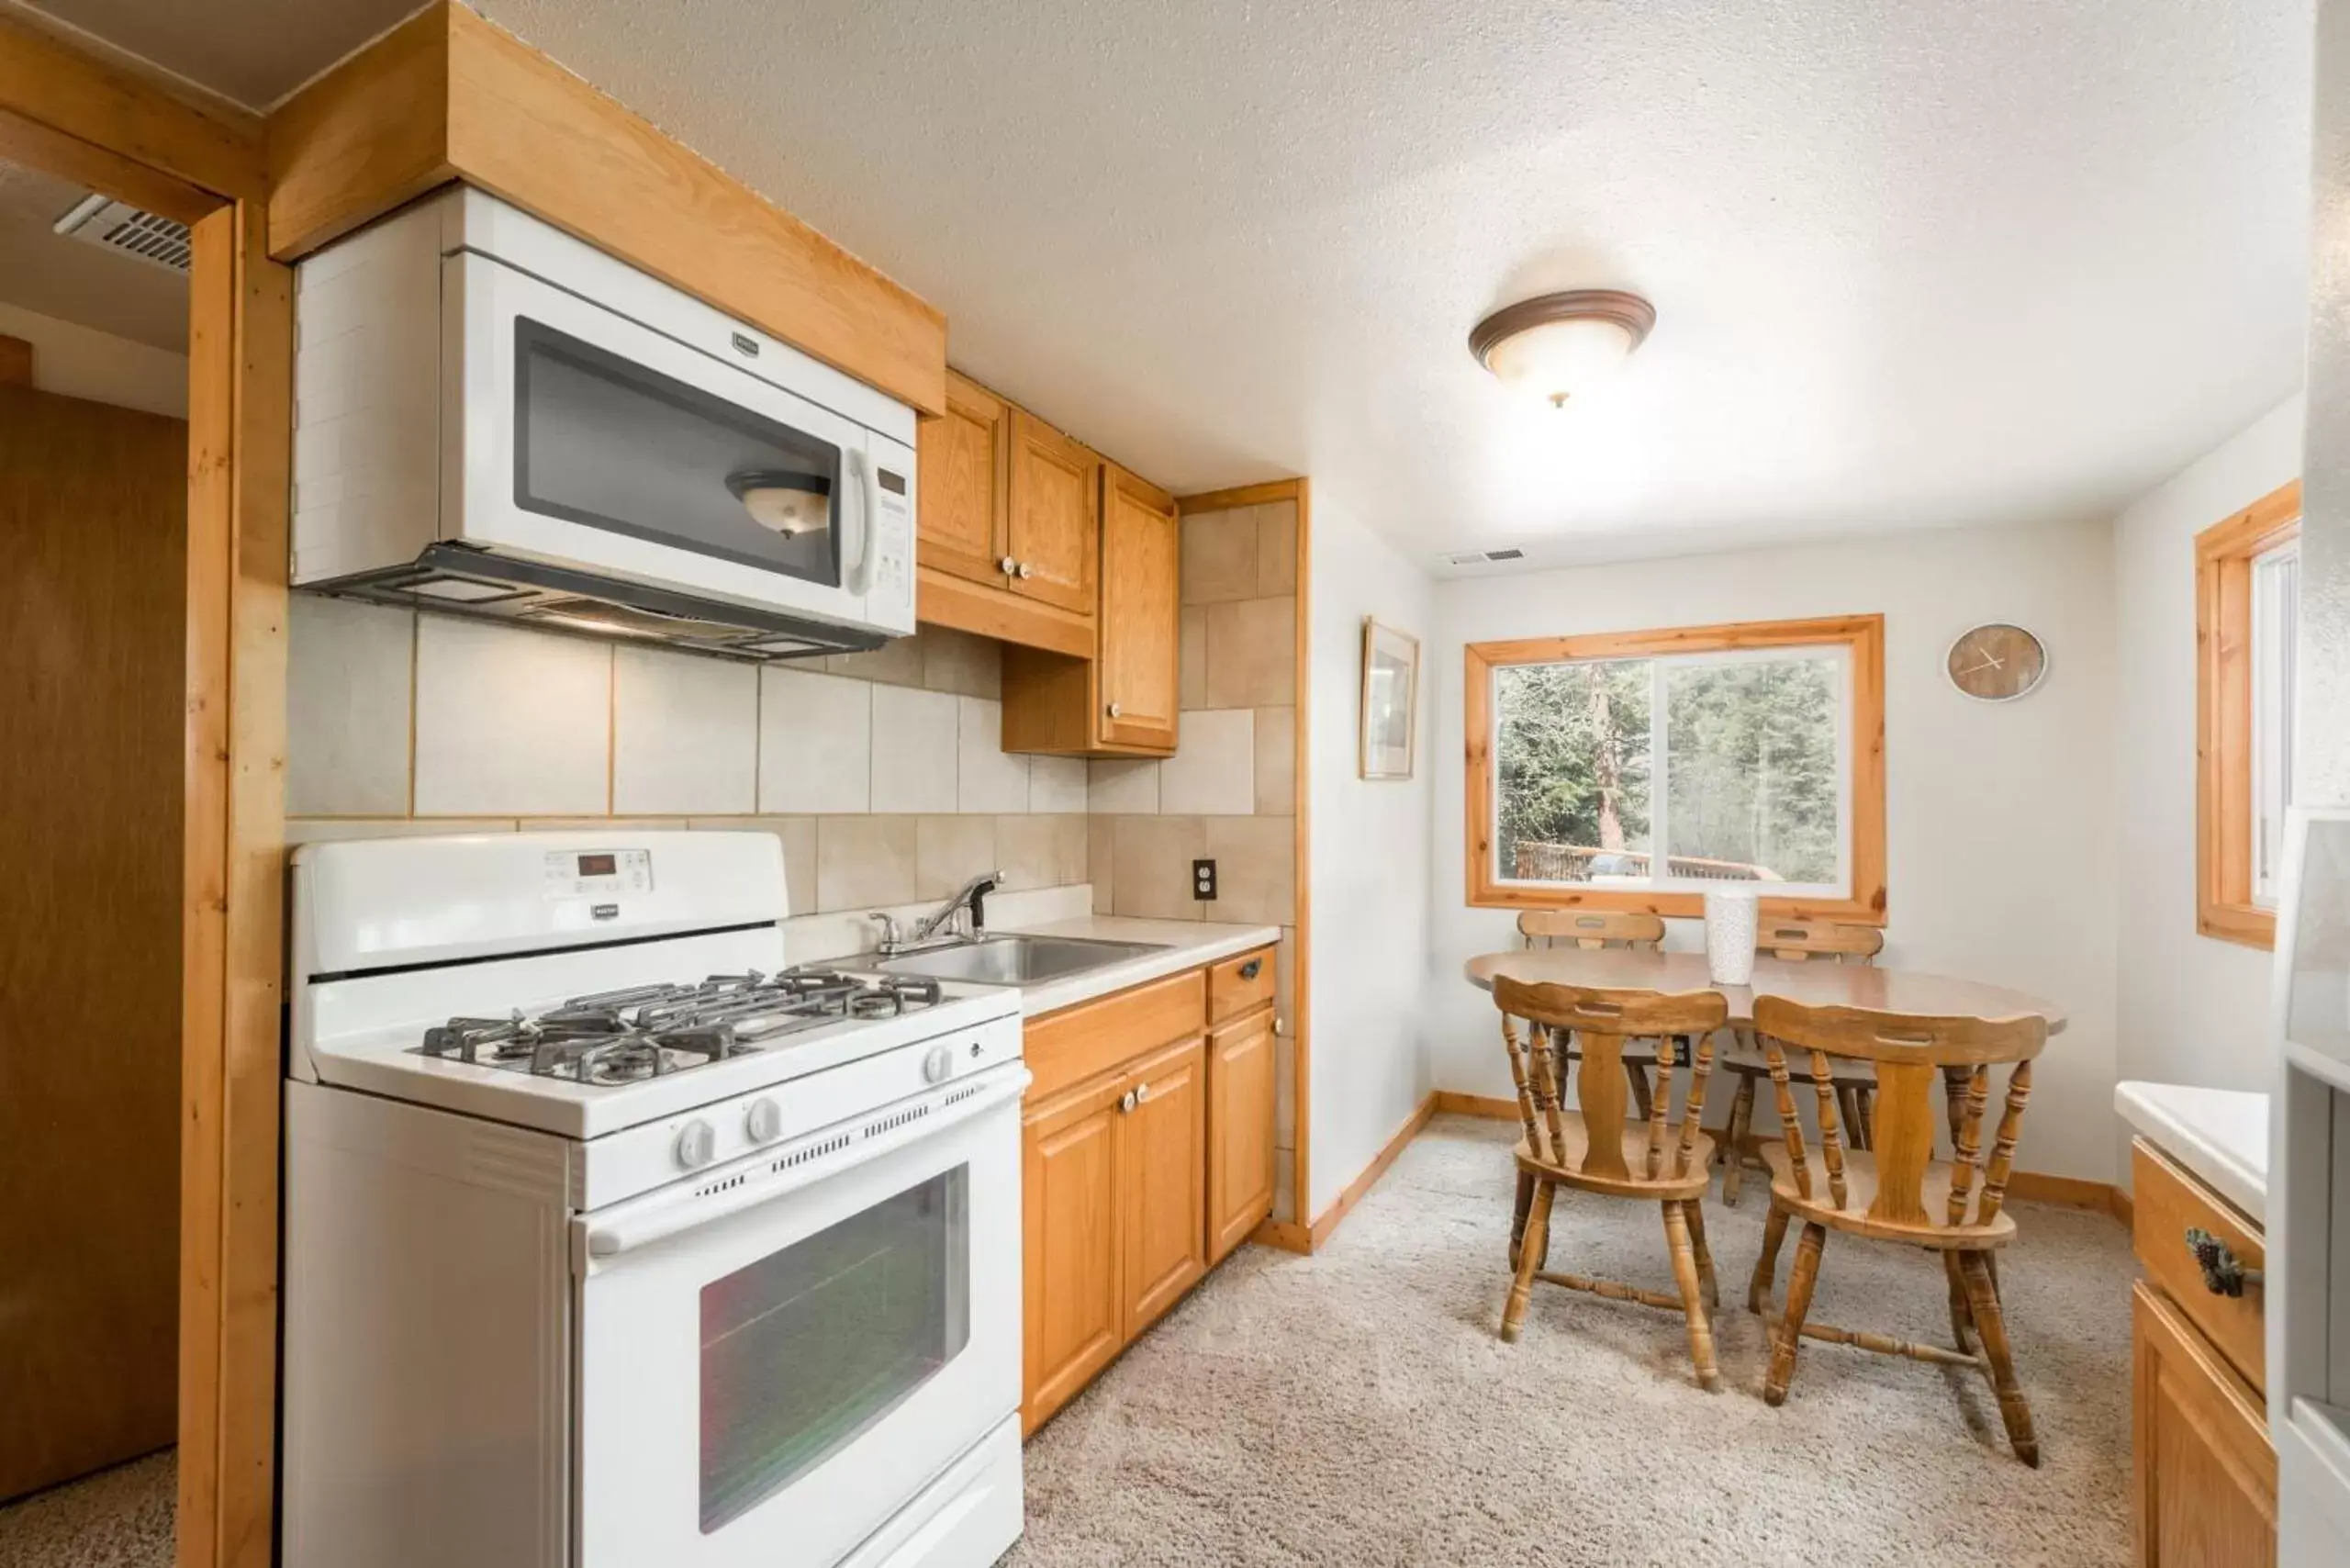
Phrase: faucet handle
[{"left": 871, "top": 912, "right": 904, "bottom": 953}]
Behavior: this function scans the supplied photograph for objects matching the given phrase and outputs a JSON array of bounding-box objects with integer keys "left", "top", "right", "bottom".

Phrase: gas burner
[{"left": 416, "top": 969, "right": 946, "bottom": 1084}]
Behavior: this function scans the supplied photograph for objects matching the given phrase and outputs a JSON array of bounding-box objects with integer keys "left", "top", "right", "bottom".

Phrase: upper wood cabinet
[
  {"left": 1097, "top": 464, "right": 1181, "bottom": 752},
  {"left": 917, "top": 371, "right": 1011, "bottom": 585},
  {"left": 1006, "top": 409, "right": 1099, "bottom": 616}
]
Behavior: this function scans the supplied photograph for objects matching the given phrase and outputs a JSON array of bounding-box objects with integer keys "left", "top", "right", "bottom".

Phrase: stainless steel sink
[{"left": 867, "top": 935, "right": 1168, "bottom": 986}]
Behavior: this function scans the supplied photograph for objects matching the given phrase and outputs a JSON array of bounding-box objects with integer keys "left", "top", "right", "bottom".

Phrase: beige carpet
[
  {"left": 0, "top": 1452, "right": 172, "bottom": 1568},
  {"left": 1009, "top": 1114, "right": 2133, "bottom": 1567}
]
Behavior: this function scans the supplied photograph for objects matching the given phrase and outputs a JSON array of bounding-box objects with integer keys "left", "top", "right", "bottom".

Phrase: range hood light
[{"left": 726, "top": 470, "right": 831, "bottom": 536}]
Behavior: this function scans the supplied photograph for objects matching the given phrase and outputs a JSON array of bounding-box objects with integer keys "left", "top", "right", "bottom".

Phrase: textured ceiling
[
  {"left": 0, "top": 158, "right": 185, "bottom": 349},
  {"left": 28, "top": 0, "right": 2317, "bottom": 566}
]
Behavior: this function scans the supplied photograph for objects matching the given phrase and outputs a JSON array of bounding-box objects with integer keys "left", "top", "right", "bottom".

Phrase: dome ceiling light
[{"left": 1468, "top": 289, "right": 1655, "bottom": 409}]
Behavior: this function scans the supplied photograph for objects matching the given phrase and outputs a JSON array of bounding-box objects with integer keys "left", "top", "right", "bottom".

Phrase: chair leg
[
  {"left": 1683, "top": 1198, "right": 1718, "bottom": 1308},
  {"left": 1960, "top": 1251, "right": 2039, "bottom": 1467},
  {"left": 1749, "top": 1203, "right": 1789, "bottom": 1316},
  {"left": 1625, "top": 1057, "right": 1654, "bottom": 1120},
  {"left": 1855, "top": 1084, "right": 1876, "bottom": 1148},
  {"left": 1500, "top": 1179, "right": 1553, "bottom": 1343},
  {"left": 1943, "top": 1252, "right": 1976, "bottom": 1353},
  {"left": 1509, "top": 1170, "right": 1533, "bottom": 1268},
  {"left": 1720, "top": 1075, "right": 1756, "bottom": 1205},
  {"left": 1661, "top": 1199, "right": 1721, "bottom": 1392},
  {"left": 1764, "top": 1222, "right": 1827, "bottom": 1406}
]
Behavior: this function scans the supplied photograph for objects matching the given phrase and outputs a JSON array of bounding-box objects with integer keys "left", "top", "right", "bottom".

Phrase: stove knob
[
  {"left": 923, "top": 1044, "right": 954, "bottom": 1085},
  {"left": 675, "top": 1119, "right": 718, "bottom": 1170},
  {"left": 744, "top": 1098, "right": 784, "bottom": 1145}
]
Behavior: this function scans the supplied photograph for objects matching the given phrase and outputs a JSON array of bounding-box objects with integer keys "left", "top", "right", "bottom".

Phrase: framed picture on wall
[{"left": 1360, "top": 617, "right": 1421, "bottom": 779}]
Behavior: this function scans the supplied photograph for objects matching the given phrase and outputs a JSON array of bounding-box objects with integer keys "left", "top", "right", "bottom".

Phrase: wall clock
[{"left": 1945, "top": 622, "right": 2047, "bottom": 701}]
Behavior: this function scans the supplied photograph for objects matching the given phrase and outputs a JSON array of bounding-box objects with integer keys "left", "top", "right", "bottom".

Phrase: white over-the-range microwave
[{"left": 291, "top": 185, "right": 916, "bottom": 659}]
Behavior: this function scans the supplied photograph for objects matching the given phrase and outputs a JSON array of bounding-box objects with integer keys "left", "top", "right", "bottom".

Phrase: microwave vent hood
[{"left": 308, "top": 545, "right": 884, "bottom": 662}]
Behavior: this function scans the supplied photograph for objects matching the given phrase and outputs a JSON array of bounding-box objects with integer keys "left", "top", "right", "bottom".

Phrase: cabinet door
[
  {"left": 2132, "top": 1281, "right": 2277, "bottom": 1567},
  {"left": 916, "top": 370, "right": 1011, "bottom": 586},
  {"left": 1023, "top": 1074, "right": 1125, "bottom": 1432},
  {"left": 1098, "top": 463, "right": 1181, "bottom": 751},
  {"left": 1206, "top": 1006, "right": 1278, "bottom": 1263},
  {"left": 1007, "top": 409, "right": 1098, "bottom": 615},
  {"left": 1119, "top": 1036, "right": 1208, "bottom": 1339}
]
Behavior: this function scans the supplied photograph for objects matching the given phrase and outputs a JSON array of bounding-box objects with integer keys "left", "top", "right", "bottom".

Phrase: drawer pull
[
  {"left": 2184, "top": 1227, "right": 2262, "bottom": 1298},
  {"left": 1238, "top": 958, "right": 1263, "bottom": 980},
  {"left": 1118, "top": 1089, "right": 1136, "bottom": 1114}
]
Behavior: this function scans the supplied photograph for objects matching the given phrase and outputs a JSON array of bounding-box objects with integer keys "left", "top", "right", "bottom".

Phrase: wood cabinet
[
  {"left": 2130, "top": 1138, "right": 2276, "bottom": 1567},
  {"left": 1020, "top": 945, "right": 1279, "bottom": 1431},
  {"left": 1207, "top": 1005, "right": 1278, "bottom": 1262},
  {"left": 917, "top": 370, "right": 1011, "bottom": 586},
  {"left": 1006, "top": 409, "right": 1099, "bottom": 615}
]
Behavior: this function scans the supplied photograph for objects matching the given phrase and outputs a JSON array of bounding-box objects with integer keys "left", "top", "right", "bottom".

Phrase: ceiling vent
[
  {"left": 53, "top": 193, "right": 192, "bottom": 274},
  {"left": 1440, "top": 548, "right": 1528, "bottom": 566}
]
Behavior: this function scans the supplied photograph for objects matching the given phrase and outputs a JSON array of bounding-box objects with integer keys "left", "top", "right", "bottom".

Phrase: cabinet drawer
[
  {"left": 1025, "top": 969, "right": 1207, "bottom": 1102},
  {"left": 2132, "top": 1138, "right": 2266, "bottom": 1395},
  {"left": 1208, "top": 946, "right": 1276, "bottom": 1025}
]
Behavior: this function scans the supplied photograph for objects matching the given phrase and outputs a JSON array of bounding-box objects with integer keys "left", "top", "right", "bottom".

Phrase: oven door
[
  {"left": 445, "top": 250, "right": 916, "bottom": 635},
  {"left": 573, "top": 1065, "right": 1024, "bottom": 1568}
]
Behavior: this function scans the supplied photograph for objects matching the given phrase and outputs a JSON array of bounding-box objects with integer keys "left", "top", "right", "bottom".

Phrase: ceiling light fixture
[{"left": 1468, "top": 289, "right": 1655, "bottom": 409}]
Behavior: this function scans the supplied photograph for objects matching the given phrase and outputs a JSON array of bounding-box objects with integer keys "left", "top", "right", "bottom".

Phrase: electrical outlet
[{"left": 1192, "top": 858, "right": 1217, "bottom": 901}]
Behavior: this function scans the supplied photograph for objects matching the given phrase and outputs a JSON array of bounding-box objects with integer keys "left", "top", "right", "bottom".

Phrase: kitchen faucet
[{"left": 874, "top": 870, "right": 1002, "bottom": 955}]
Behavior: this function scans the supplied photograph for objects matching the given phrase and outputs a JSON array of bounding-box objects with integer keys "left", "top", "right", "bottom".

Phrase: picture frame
[{"left": 1359, "top": 617, "right": 1421, "bottom": 779}]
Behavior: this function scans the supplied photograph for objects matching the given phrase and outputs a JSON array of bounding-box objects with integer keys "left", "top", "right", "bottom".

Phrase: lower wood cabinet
[{"left": 1021, "top": 947, "right": 1278, "bottom": 1432}]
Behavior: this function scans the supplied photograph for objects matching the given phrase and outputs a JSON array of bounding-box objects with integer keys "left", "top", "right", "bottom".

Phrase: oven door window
[
  {"left": 698, "top": 1164, "right": 969, "bottom": 1534},
  {"left": 513, "top": 317, "right": 845, "bottom": 585}
]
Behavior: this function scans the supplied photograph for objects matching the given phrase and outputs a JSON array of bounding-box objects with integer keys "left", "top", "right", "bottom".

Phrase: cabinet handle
[
  {"left": 1239, "top": 958, "right": 1262, "bottom": 980},
  {"left": 1106, "top": 701, "right": 1123, "bottom": 719},
  {"left": 1134, "top": 1081, "right": 1151, "bottom": 1105},
  {"left": 1118, "top": 1089, "right": 1136, "bottom": 1114},
  {"left": 999, "top": 555, "right": 1017, "bottom": 576},
  {"left": 2184, "top": 1227, "right": 2262, "bottom": 1297},
  {"left": 1017, "top": 561, "right": 1035, "bottom": 579}
]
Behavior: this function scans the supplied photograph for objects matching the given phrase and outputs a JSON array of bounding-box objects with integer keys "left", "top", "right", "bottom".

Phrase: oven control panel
[{"left": 542, "top": 848, "right": 653, "bottom": 902}]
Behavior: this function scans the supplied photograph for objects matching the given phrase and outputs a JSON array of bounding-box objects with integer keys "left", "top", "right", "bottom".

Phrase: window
[
  {"left": 2197, "top": 479, "right": 2301, "bottom": 946},
  {"left": 1464, "top": 615, "right": 1886, "bottom": 921}
]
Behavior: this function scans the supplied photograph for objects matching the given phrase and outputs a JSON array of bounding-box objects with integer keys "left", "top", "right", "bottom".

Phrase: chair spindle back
[
  {"left": 1755, "top": 920, "right": 1884, "bottom": 965},
  {"left": 1518, "top": 910, "right": 1666, "bottom": 952},
  {"left": 1494, "top": 978, "right": 1727, "bottom": 1183}
]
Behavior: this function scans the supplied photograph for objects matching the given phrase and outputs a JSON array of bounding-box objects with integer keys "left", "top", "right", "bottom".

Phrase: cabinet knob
[
  {"left": 2184, "top": 1227, "right": 2261, "bottom": 1297},
  {"left": 1239, "top": 958, "right": 1263, "bottom": 980},
  {"left": 1017, "top": 561, "right": 1035, "bottom": 579},
  {"left": 1106, "top": 701, "right": 1123, "bottom": 719},
  {"left": 1118, "top": 1089, "right": 1136, "bottom": 1114},
  {"left": 1134, "top": 1081, "right": 1151, "bottom": 1105},
  {"left": 999, "top": 555, "right": 1017, "bottom": 575}
]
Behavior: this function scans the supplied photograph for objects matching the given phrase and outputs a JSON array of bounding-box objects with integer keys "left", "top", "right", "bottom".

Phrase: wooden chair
[
  {"left": 1743, "top": 996, "right": 2050, "bottom": 1464},
  {"left": 1494, "top": 977, "right": 1730, "bottom": 1391},
  {"left": 1712, "top": 920, "right": 1883, "bottom": 1205}
]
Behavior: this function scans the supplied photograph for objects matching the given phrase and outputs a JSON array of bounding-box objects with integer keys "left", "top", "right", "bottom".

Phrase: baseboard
[
  {"left": 1256, "top": 1093, "right": 1439, "bottom": 1255},
  {"left": 1248, "top": 1217, "right": 1313, "bottom": 1254},
  {"left": 1426, "top": 1088, "right": 2131, "bottom": 1223}
]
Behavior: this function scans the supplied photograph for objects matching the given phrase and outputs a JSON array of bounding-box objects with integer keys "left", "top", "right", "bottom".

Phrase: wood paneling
[
  {"left": 1120, "top": 1036, "right": 1208, "bottom": 1337},
  {"left": 0, "top": 332, "right": 27, "bottom": 385},
  {"left": 916, "top": 566, "right": 1094, "bottom": 659},
  {"left": 265, "top": 3, "right": 946, "bottom": 415},
  {"left": 1024, "top": 969, "right": 1206, "bottom": 1101},
  {"left": 1021, "top": 1071, "right": 1125, "bottom": 1435},
  {"left": 2132, "top": 1281, "right": 2276, "bottom": 1566},
  {"left": 0, "top": 379, "right": 187, "bottom": 1503},
  {"left": 2195, "top": 478, "right": 2300, "bottom": 949},
  {"left": 1463, "top": 614, "right": 1888, "bottom": 924},
  {"left": 1097, "top": 463, "right": 1181, "bottom": 750},
  {"left": 0, "top": 12, "right": 263, "bottom": 202},
  {"left": 2133, "top": 1139, "right": 2266, "bottom": 1394},
  {"left": 1005, "top": 409, "right": 1099, "bottom": 613},
  {"left": 918, "top": 370, "right": 1012, "bottom": 584},
  {"left": 1207, "top": 1007, "right": 1278, "bottom": 1261}
]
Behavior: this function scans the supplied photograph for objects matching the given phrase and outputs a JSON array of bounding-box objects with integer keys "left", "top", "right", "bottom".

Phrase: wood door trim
[
  {"left": 266, "top": 3, "right": 946, "bottom": 415},
  {"left": 2194, "top": 478, "right": 2300, "bottom": 949}
]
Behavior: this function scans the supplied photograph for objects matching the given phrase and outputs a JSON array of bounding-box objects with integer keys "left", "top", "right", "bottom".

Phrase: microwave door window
[{"left": 513, "top": 318, "right": 843, "bottom": 587}]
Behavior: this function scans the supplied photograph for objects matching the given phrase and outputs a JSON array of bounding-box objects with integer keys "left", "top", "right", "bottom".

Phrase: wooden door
[
  {"left": 1119, "top": 1036, "right": 1207, "bottom": 1339},
  {"left": 1206, "top": 1007, "right": 1277, "bottom": 1262},
  {"left": 1098, "top": 463, "right": 1181, "bottom": 752},
  {"left": 916, "top": 370, "right": 1011, "bottom": 587},
  {"left": 2132, "top": 1282, "right": 2277, "bottom": 1566},
  {"left": 1022, "top": 1073, "right": 1125, "bottom": 1432},
  {"left": 1006, "top": 409, "right": 1097, "bottom": 615},
  {"left": 0, "top": 375, "right": 186, "bottom": 1500}
]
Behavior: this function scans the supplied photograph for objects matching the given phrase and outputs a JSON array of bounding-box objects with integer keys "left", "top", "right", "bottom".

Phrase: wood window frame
[
  {"left": 1463, "top": 614, "right": 1887, "bottom": 924},
  {"left": 2195, "top": 478, "right": 2301, "bottom": 949}
]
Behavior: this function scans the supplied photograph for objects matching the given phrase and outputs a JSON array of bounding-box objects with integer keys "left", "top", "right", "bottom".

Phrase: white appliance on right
[{"left": 2269, "top": 806, "right": 2350, "bottom": 1561}]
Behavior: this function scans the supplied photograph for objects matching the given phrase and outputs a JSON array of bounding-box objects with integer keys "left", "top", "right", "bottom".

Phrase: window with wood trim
[
  {"left": 2196, "top": 479, "right": 2301, "bottom": 948},
  {"left": 1464, "top": 616, "right": 1886, "bottom": 921}
]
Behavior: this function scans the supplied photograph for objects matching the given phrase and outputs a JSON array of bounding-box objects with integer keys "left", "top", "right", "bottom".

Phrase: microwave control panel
[{"left": 871, "top": 459, "right": 914, "bottom": 610}]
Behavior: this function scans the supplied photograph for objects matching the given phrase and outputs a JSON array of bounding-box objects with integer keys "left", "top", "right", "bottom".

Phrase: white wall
[
  {"left": 0, "top": 301, "right": 186, "bottom": 419},
  {"left": 1306, "top": 495, "right": 1436, "bottom": 1217},
  {"left": 2112, "top": 396, "right": 2301, "bottom": 1131},
  {"left": 1425, "top": 519, "right": 2124, "bottom": 1182}
]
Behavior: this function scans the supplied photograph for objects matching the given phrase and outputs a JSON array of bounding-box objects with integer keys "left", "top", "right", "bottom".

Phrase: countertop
[
  {"left": 2114, "top": 1080, "right": 2269, "bottom": 1225},
  {"left": 993, "top": 915, "right": 1282, "bottom": 1016}
]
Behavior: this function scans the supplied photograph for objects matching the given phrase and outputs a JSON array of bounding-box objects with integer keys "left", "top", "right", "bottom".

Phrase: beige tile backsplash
[{"left": 286, "top": 609, "right": 1090, "bottom": 921}]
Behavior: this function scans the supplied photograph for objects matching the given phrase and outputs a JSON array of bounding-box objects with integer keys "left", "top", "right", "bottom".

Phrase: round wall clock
[{"left": 1945, "top": 622, "right": 2048, "bottom": 701}]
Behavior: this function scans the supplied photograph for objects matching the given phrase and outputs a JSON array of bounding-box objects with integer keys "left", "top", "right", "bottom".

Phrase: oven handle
[{"left": 574, "top": 1060, "right": 1029, "bottom": 1270}]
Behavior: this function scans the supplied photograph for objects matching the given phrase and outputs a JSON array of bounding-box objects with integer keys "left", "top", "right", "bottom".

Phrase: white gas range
[{"left": 280, "top": 831, "right": 1028, "bottom": 1568}]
